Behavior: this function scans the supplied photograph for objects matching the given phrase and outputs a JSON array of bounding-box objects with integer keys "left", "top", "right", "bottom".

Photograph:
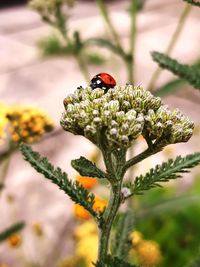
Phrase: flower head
[{"left": 61, "top": 85, "right": 194, "bottom": 148}]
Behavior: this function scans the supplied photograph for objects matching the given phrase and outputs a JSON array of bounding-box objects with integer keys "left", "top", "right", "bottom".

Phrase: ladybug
[{"left": 90, "top": 73, "right": 116, "bottom": 92}]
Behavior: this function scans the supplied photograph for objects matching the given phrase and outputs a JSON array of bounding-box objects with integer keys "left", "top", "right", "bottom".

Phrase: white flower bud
[{"left": 121, "top": 187, "right": 131, "bottom": 198}]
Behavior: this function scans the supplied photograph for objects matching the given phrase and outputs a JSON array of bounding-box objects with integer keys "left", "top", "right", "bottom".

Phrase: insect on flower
[{"left": 90, "top": 73, "right": 116, "bottom": 92}]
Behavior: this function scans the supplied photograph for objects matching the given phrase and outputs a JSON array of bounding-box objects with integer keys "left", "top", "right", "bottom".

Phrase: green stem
[
  {"left": 125, "top": 58, "right": 134, "bottom": 84},
  {"left": 123, "top": 146, "right": 162, "bottom": 174},
  {"left": 98, "top": 181, "right": 122, "bottom": 264},
  {"left": 147, "top": 3, "right": 192, "bottom": 91},
  {"left": 96, "top": 0, "right": 123, "bottom": 52},
  {"left": 128, "top": 0, "right": 138, "bottom": 84},
  {"left": 76, "top": 54, "right": 90, "bottom": 83},
  {"left": 0, "top": 152, "right": 12, "bottom": 195}
]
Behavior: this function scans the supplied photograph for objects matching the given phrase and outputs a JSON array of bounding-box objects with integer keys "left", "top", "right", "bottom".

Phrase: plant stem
[
  {"left": 98, "top": 181, "right": 122, "bottom": 263},
  {"left": 123, "top": 147, "right": 162, "bottom": 174},
  {"left": 0, "top": 151, "right": 12, "bottom": 196},
  {"left": 96, "top": 0, "right": 123, "bottom": 52},
  {"left": 128, "top": 0, "right": 138, "bottom": 84},
  {"left": 147, "top": 3, "right": 192, "bottom": 91},
  {"left": 76, "top": 54, "right": 90, "bottom": 83}
]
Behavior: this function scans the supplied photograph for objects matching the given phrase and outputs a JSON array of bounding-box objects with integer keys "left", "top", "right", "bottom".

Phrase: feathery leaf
[
  {"left": 151, "top": 52, "right": 200, "bottom": 90},
  {"left": 124, "top": 153, "right": 200, "bottom": 195},
  {"left": 112, "top": 211, "right": 134, "bottom": 260},
  {"left": 71, "top": 156, "right": 106, "bottom": 179},
  {"left": 20, "top": 143, "right": 99, "bottom": 218},
  {"left": 0, "top": 222, "right": 25, "bottom": 242},
  {"left": 95, "top": 255, "right": 139, "bottom": 267},
  {"left": 183, "top": 0, "right": 200, "bottom": 7}
]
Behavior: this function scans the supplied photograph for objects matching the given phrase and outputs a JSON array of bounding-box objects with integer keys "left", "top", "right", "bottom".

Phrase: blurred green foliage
[{"left": 135, "top": 175, "right": 200, "bottom": 267}]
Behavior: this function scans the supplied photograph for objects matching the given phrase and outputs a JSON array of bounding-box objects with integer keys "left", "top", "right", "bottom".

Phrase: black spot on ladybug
[{"left": 90, "top": 73, "right": 116, "bottom": 92}]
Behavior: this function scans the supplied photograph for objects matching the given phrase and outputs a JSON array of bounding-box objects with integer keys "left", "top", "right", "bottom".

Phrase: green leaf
[
  {"left": 0, "top": 222, "right": 25, "bottom": 243},
  {"left": 183, "top": 0, "right": 200, "bottom": 7},
  {"left": 124, "top": 153, "right": 200, "bottom": 195},
  {"left": 155, "top": 79, "right": 186, "bottom": 97},
  {"left": 20, "top": 143, "right": 99, "bottom": 219},
  {"left": 95, "top": 255, "right": 139, "bottom": 267},
  {"left": 86, "top": 38, "right": 123, "bottom": 56},
  {"left": 151, "top": 51, "right": 200, "bottom": 90},
  {"left": 71, "top": 156, "right": 106, "bottom": 179},
  {"left": 112, "top": 210, "right": 134, "bottom": 260}
]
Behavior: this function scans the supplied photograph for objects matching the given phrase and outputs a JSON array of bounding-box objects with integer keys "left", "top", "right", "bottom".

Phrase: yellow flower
[
  {"left": 130, "top": 231, "right": 143, "bottom": 247},
  {"left": 74, "top": 220, "right": 97, "bottom": 240},
  {"left": 75, "top": 234, "right": 98, "bottom": 267},
  {"left": 57, "top": 257, "right": 77, "bottom": 267},
  {"left": 0, "top": 103, "right": 9, "bottom": 143},
  {"left": 74, "top": 196, "right": 107, "bottom": 220},
  {"left": 7, "top": 106, "right": 54, "bottom": 144},
  {"left": 8, "top": 234, "right": 22, "bottom": 248},
  {"left": 134, "top": 240, "right": 162, "bottom": 267},
  {"left": 92, "top": 197, "right": 107, "bottom": 213},
  {"left": 76, "top": 175, "right": 97, "bottom": 189},
  {"left": 74, "top": 204, "right": 91, "bottom": 220},
  {"left": 0, "top": 264, "right": 9, "bottom": 267}
]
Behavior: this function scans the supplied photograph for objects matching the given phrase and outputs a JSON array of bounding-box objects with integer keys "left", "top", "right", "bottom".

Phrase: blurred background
[{"left": 0, "top": 0, "right": 200, "bottom": 266}]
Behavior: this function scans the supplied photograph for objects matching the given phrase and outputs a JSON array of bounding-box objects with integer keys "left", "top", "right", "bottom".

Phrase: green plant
[{"left": 20, "top": 83, "right": 199, "bottom": 266}]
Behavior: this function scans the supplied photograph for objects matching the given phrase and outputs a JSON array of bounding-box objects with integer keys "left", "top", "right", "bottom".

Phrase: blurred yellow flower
[
  {"left": 74, "top": 196, "right": 107, "bottom": 220},
  {"left": 92, "top": 197, "right": 107, "bottom": 213},
  {"left": 130, "top": 231, "right": 143, "bottom": 246},
  {"left": 133, "top": 240, "right": 162, "bottom": 267},
  {"left": 76, "top": 175, "right": 97, "bottom": 189},
  {"left": 74, "top": 204, "right": 91, "bottom": 220},
  {"left": 74, "top": 220, "right": 97, "bottom": 240},
  {"left": 8, "top": 233, "right": 22, "bottom": 248},
  {"left": 7, "top": 106, "right": 54, "bottom": 144},
  {"left": 75, "top": 234, "right": 98, "bottom": 267},
  {"left": 0, "top": 264, "right": 9, "bottom": 267},
  {"left": 57, "top": 257, "right": 77, "bottom": 267}
]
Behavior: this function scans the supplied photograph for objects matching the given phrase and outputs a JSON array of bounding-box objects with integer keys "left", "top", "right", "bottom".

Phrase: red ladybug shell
[{"left": 90, "top": 73, "right": 116, "bottom": 92}]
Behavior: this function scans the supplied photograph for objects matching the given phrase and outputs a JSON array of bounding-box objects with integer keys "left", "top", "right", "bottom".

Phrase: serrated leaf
[
  {"left": 112, "top": 211, "right": 134, "bottom": 260},
  {"left": 183, "top": 0, "right": 200, "bottom": 7},
  {"left": 71, "top": 156, "right": 106, "bottom": 179},
  {"left": 0, "top": 222, "right": 25, "bottom": 243},
  {"left": 95, "top": 255, "right": 139, "bottom": 267},
  {"left": 124, "top": 153, "right": 200, "bottom": 195},
  {"left": 151, "top": 51, "right": 200, "bottom": 90},
  {"left": 20, "top": 143, "right": 99, "bottom": 219}
]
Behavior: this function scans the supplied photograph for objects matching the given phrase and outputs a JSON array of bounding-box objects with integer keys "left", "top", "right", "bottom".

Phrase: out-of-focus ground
[{"left": 0, "top": 0, "right": 200, "bottom": 265}]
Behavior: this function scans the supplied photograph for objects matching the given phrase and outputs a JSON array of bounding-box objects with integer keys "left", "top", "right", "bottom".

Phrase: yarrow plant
[{"left": 20, "top": 83, "right": 200, "bottom": 267}]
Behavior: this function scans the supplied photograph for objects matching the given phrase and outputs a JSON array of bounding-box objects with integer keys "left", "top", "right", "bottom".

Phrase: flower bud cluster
[
  {"left": 61, "top": 85, "right": 194, "bottom": 148},
  {"left": 144, "top": 105, "right": 194, "bottom": 145},
  {"left": 29, "top": 0, "right": 74, "bottom": 14}
]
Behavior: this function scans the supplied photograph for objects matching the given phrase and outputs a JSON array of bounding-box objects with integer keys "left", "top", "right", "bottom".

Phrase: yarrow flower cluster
[{"left": 60, "top": 85, "right": 194, "bottom": 148}]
